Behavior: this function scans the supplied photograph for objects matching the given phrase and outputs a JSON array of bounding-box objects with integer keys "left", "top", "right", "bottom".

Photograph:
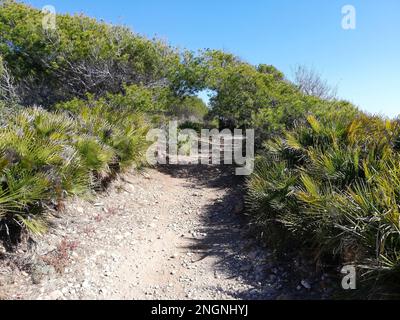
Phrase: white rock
[
  {"left": 301, "top": 280, "right": 312, "bottom": 289},
  {"left": 81, "top": 280, "right": 91, "bottom": 289},
  {"left": 48, "top": 290, "right": 63, "bottom": 300},
  {"left": 76, "top": 207, "right": 84, "bottom": 214}
]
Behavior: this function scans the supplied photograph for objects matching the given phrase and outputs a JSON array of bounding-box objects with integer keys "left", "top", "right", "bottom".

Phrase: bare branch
[
  {"left": 0, "top": 58, "right": 19, "bottom": 104},
  {"left": 292, "top": 65, "right": 338, "bottom": 100}
]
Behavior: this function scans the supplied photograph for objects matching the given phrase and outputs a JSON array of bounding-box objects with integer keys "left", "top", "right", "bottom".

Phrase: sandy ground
[{"left": 0, "top": 164, "right": 333, "bottom": 300}]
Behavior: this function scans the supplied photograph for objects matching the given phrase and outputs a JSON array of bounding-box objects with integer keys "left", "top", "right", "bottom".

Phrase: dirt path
[{"left": 0, "top": 165, "right": 331, "bottom": 300}]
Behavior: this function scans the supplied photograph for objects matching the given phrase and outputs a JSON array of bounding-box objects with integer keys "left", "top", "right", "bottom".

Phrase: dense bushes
[
  {"left": 0, "top": 102, "right": 149, "bottom": 237},
  {"left": 0, "top": 0, "right": 180, "bottom": 107},
  {"left": 176, "top": 49, "right": 359, "bottom": 146},
  {"left": 246, "top": 113, "right": 400, "bottom": 297}
]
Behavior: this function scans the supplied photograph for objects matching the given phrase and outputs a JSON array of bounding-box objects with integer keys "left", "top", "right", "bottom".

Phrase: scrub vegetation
[{"left": 0, "top": 0, "right": 398, "bottom": 298}]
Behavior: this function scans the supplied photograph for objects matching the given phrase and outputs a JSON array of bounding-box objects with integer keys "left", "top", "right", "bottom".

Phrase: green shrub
[
  {"left": 247, "top": 113, "right": 400, "bottom": 297},
  {"left": 0, "top": 101, "right": 150, "bottom": 236},
  {"left": 55, "top": 93, "right": 151, "bottom": 168}
]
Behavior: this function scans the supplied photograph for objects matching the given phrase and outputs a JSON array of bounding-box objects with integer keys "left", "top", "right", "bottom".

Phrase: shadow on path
[{"left": 157, "top": 164, "right": 329, "bottom": 300}]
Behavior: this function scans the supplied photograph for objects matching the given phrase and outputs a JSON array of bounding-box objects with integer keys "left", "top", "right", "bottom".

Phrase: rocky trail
[{"left": 0, "top": 164, "right": 333, "bottom": 300}]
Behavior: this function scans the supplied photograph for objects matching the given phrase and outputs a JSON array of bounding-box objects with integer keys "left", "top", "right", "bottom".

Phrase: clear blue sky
[{"left": 23, "top": 0, "right": 400, "bottom": 117}]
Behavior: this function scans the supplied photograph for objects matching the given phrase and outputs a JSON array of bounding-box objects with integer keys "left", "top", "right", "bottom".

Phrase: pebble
[
  {"left": 76, "top": 207, "right": 84, "bottom": 214},
  {"left": 48, "top": 290, "right": 63, "bottom": 300},
  {"left": 301, "top": 280, "right": 312, "bottom": 290}
]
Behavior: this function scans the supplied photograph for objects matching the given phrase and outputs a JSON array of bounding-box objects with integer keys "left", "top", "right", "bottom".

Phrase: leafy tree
[
  {"left": 257, "top": 64, "right": 285, "bottom": 81},
  {"left": 0, "top": 0, "right": 180, "bottom": 106}
]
